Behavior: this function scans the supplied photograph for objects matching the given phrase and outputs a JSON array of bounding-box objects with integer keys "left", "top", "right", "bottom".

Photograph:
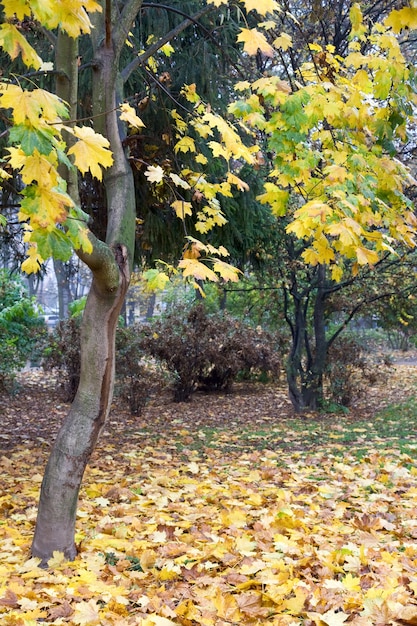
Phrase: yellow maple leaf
[
  {"left": 341, "top": 572, "right": 361, "bottom": 592},
  {"left": 45, "top": 0, "right": 102, "bottom": 38},
  {"left": 67, "top": 126, "right": 113, "bottom": 180},
  {"left": 257, "top": 183, "right": 289, "bottom": 216},
  {"left": 119, "top": 102, "right": 145, "bottom": 129},
  {"left": 204, "top": 111, "right": 255, "bottom": 162},
  {"left": 209, "top": 141, "right": 229, "bottom": 160},
  {"left": 178, "top": 258, "right": 218, "bottom": 282},
  {"left": 6, "top": 146, "right": 27, "bottom": 170},
  {"left": 235, "top": 533, "right": 257, "bottom": 556},
  {"left": 0, "top": 85, "right": 66, "bottom": 127},
  {"left": 385, "top": 7, "right": 417, "bottom": 33},
  {"left": 273, "top": 32, "right": 293, "bottom": 51},
  {"left": 195, "top": 153, "right": 208, "bottom": 164},
  {"left": 313, "top": 235, "right": 335, "bottom": 263},
  {"left": 350, "top": 3, "right": 366, "bottom": 39},
  {"left": 2, "top": 0, "right": 35, "bottom": 20},
  {"left": 31, "top": 88, "right": 68, "bottom": 122},
  {"left": 47, "top": 551, "right": 66, "bottom": 568},
  {"left": 286, "top": 218, "right": 314, "bottom": 239},
  {"left": 171, "top": 200, "right": 193, "bottom": 219},
  {"left": 181, "top": 83, "right": 200, "bottom": 103},
  {"left": 21, "top": 244, "right": 43, "bottom": 274},
  {"left": 331, "top": 264, "right": 344, "bottom": 282},
  {"left": 302, "top": 247, "right": 320, "bottom": 266},
  {"left": 0, "top": 24, "right": 42, "bottom": 69},
  {"left": 174, "top": 136, "right": 196, "bottom": 154},
  {"left": 227, "top": 172, "right": 249, "bottom": 191},
  {"left": 235, "top": 80, "right": 252, "bottom": 91},
  {"left": 283, "top": 587, "right": 309, "bottom": 614},
  {"left": 212, "top": 259, "right": 241, "bottom": 282},
  {"left": 0, "top": 85, "right": 40, "bottom": 126},
  {"left": 22, "top": 186, "right": 73, "bottom": 227},
  {"left": 72, "top": 599, "right": 101, "bottom": 626},
  {"left": 237, "top": 28, "right": 275, "bottom": 57},
  {"left": 19, "top": 150, "right": 59, "bottom": 188},
  {"left": 240, "top": 0, "right": 281, "bottom": 15},
  {"left": 211, "top": 589, "right": 241, "bottom": 621},
  {"left": 356, "top": 246, "right": 379, "bottom": 266}
]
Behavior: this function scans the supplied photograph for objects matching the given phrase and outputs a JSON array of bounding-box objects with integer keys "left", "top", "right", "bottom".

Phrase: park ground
[{"left": 1, "top": 361, "right": 417, "bottom": 624}]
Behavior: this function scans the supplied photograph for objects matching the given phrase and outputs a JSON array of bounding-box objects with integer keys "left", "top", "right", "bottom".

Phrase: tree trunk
[
  {"left": 31, "top": 246, "right": 129, "bottom": 562},
  {"left": 31, "top": 4, "right": 137, "bottom": 563},
  {"left": 53, "top": 259, "right": 72, "bottom": 319},
  {"left": 285, "top": 266, "right": 328, "bottom": 412}
]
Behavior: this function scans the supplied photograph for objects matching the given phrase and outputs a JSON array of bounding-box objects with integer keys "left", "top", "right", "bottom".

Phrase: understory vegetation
[
  {"left": 40, "top": 302, "right": 397, "bottom": 414},
  {"left": 0, "top": 271, "right": 46, "bottom": 392}
]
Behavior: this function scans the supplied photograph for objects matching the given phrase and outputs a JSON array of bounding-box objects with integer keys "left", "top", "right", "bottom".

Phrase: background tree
[{"left": 227, "top": 1, "right": 417, "bottom": 410}]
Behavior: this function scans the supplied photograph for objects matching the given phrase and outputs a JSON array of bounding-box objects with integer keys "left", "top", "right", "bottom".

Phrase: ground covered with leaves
[{"left": 2, "top": 364, "right": 417, "bottom": 625}]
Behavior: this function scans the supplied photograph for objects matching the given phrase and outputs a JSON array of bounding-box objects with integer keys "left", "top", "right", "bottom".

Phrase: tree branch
[{"left": 121, "top": 5, "right": 214, "bottom": 83}]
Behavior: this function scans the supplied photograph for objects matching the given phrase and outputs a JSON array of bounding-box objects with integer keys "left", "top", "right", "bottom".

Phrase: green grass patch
[{"left": 163, "top": 396, "right": 417, "bottom": 460}]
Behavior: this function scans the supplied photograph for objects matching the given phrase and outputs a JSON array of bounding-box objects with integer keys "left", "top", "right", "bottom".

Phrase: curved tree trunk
[
  {"left": 32, "top": 2, "right": 137, "bottom": 563},
  {"left": 31, "top": 246, "right": 129, "bottom": 561}
]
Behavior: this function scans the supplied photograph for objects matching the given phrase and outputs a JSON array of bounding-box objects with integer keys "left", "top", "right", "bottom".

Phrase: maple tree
[
  {"left": 1, "top": 0, "right": 417, "bottom": 563},
  {"left": 0, "top": 0, "right": 283, "bottom": 563},
  {"left": 225, "top": 1, "right": 417, "bottom": 410}
]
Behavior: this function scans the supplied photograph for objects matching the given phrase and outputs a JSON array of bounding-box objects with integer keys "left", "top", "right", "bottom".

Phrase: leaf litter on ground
[{"left": 1, "top": 363, "right": 417, "bottom": 625}]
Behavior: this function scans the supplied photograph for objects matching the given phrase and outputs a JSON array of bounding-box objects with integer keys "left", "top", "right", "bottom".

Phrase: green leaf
[
  {"left": 143, "top": 269, "right": 171, "bottom": 292},
  {"left": 9, "top": 125, "right": 56, "bottom": 156},
  {"left": 30, "top": 228, "right": 73, "bottom": 261}
]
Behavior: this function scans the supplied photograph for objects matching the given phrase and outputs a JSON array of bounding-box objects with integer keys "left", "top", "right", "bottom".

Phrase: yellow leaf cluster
[
  {"left": 229, "top": 4, "right": 417, "bottom": 278},
  {"left": 0, "top": 81, "right": 111, "bottom": 270},
  {"left": 0, "top": 0, "right": 101, "bottom": 69}
]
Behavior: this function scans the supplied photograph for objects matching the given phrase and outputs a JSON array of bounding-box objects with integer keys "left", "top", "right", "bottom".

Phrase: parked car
[{"left": 42, "top": 313, "right": 60, "bottom": 327}]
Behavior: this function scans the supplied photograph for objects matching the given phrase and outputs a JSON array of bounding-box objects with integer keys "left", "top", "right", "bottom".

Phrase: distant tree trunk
[
  {"left": 146, "top": 292, "right": 156, "bottom": 319},
  {"left": 285, "top": 265, "right": 328, "bottom": 412},
  {"left": 53, "top": 259, "right": 72, "bottom": 319}
]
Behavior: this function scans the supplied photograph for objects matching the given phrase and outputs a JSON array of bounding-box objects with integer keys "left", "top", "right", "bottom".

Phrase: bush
[
  {"left": 0, "top": 271, "right": 46, "bottom": 392},
  {"left": 43, "top": 319, "right": 168, "bottom": 414},
  {"left": 140, "top": 304, "right": 281, "bottom": 402},
  {"left": 325, "top": 335, "right": 391, "bottom": 408},
  {"left": 43, "top": 304, "right": 282, "bottom": 407},
  {"left": 115, "top": 325, "right": 168, "bottom": 415}
]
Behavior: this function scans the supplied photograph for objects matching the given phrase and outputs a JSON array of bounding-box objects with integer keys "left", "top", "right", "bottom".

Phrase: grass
[{"left": 165, "top": 396, "right": 417, "bottom": 460}]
